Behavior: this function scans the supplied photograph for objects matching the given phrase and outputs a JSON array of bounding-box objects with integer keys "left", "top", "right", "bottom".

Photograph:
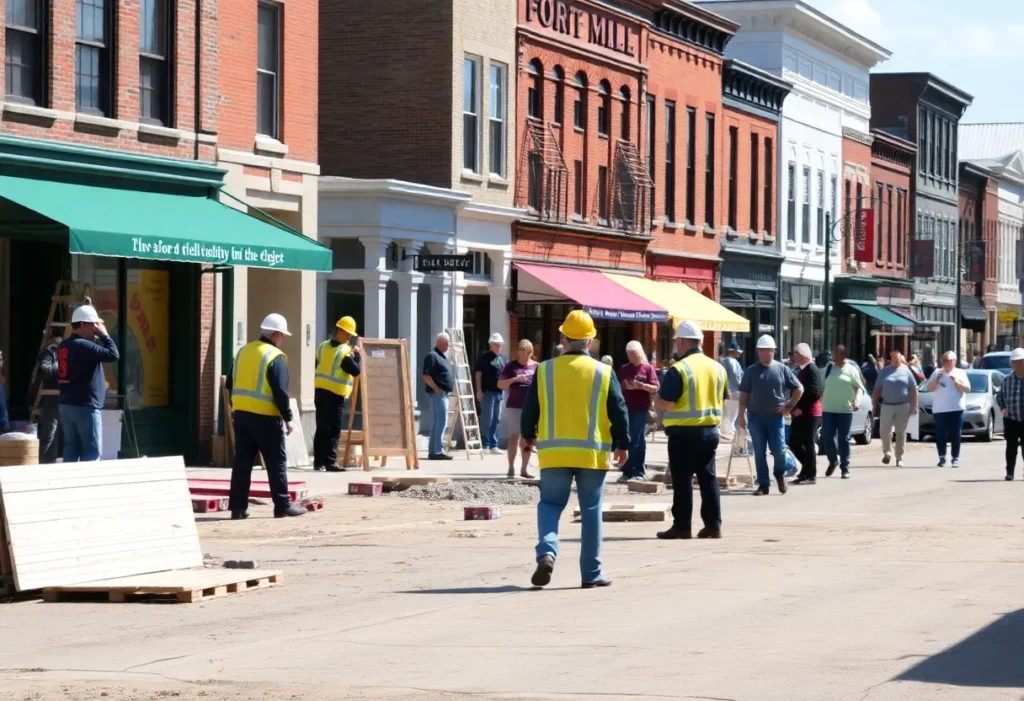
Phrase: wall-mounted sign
[
  {"left": 853, "top": 209, "right": 875, "bottom": 263},
  {"left": 523, "top": 0, "right": 637, "bottom": 58},
  {"left": 909, "top": 239, "right": 935, "bottom": 278},
  {"left": 417, "top": 253, "right": 473, "bottom": 273}
]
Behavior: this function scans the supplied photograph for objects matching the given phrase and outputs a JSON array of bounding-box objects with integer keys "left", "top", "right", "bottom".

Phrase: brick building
[
  {"left": 0, "top": 0, "right": 327, "bottom": 462},
  {"left": 957, "top": 163, "right": 999, "bottom": 356}
]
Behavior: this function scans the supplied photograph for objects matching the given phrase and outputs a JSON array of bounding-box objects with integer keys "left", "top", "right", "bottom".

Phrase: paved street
[{"left": 3, "top": 438, "right": 1024, "bottom": 701}]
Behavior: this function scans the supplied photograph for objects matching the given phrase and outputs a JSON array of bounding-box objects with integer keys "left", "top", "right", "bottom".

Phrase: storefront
[
  {"left": 833, "top": 277, "right": 915, "bottom": 361},
  {"left": 0, "top": 137, "right": 331, "bottom": 462},
  {"left": 719, "top": 247, "right": 783, "bottom": 358},
  {"left": 997, "top": 308, "right": 1020, "bottom": 350}
]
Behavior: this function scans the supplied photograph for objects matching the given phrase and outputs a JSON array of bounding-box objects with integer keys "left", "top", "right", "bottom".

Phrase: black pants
[
  {"left": 313, "top": 388, "right": 347, "bottom": 468},
  {"left": 230, "top": 411, "right": 290, "bottom": 512},
  {"left": 1006, "top": 417, "right": 1024, "bottom": 476},
  {"left": 789, "top": 414, "right": 820, "bottom": 479},
  {"left": 667, "top": 428, "right": 722, "bottom": 531},
  {"left": 38, "top": 400, "right": 62, "bottom": 464}
]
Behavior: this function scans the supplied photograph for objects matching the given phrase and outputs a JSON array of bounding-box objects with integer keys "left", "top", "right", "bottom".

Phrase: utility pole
[{"left": 823, "top": 211, "right": 832, "bottom": 362}]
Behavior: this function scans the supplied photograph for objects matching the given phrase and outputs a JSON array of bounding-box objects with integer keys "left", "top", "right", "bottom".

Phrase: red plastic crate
[
  {"left": 464, "top": 506, "right": 500, "bottom": 520},
  {"left": 348, "top": 482, "right": 383, "bottom": 497}
]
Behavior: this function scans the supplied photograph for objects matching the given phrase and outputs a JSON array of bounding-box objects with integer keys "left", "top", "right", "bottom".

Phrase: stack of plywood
[{"left": 0, "top": 436, "right": 38, "bottom": 467}]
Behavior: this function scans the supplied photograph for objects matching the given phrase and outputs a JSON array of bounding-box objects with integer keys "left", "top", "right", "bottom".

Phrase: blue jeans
[
  {"left": 747, "top": 413, "right": 786, "bottom": 486},
  {"left": 480, "top": 391, "right": 502, "bottom": 449},
  {"left": 623, "top": 410, "right": 649, "bottom": 478},
  {"left": 536, "top": 468, "right": 606, "bottom": 583},
  {"left": 821, "top": 412, "right": 853, "bottom": 470},
  {"left": 59, "top": 404, "right": 102, "bottom": 462},
  {"left": 428, "top": 392, "right": 449, "bottom": 456},
  {"left": 934, "top": 410, "right": 964, "bottom": 460}
]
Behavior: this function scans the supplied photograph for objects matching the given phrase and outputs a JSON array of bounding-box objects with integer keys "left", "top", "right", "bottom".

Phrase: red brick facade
[
  {"left": 867, "top": 131, "right": 914, "bottom": 277},
  {"left": 841, "top": 134, "right": 873, "bottom": 272}
]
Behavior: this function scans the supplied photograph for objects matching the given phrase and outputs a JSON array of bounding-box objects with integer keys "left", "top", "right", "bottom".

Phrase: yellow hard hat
[
  {"left": 336, "top": 316, "right": 357, "bottom": 335},
  {"left": 559, "top": 309, "right": 597, "bottom": 340}
]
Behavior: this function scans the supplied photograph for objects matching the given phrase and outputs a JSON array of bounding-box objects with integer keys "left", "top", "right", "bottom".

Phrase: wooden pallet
[{"left": 41, "top": 569, "right": 282, "bottom": 604}]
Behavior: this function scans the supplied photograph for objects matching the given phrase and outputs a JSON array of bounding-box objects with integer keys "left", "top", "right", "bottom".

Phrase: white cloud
[
  {"left": 943, "top": 24, "right": 1024, "bottom": 59},
  {"left": 826, "top": 0, "right": 886, "bottom": 43}
]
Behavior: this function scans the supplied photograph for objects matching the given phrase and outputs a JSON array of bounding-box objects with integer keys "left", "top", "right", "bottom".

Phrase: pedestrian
[
  {"left": 618, "top": 340, "right": 659, "bottom": 483},
  {"left": 908, "top": 354, "right": 926, "bottom": 383},
  {"left": 422, "top": 332, "right": 455, "bottom": 460},
  {"left": 520, "top": 310, "right": 628, "bottom": 589},
  {"left": 474, "top": 333, "right": 506, "bottom": 455},
  {"left": 226, "top": 313, "right": 305, "bottom": 519},
  {"left": 872, "top": 351, "right": 918, "bottom": 468},
  {"left": 497, "top": 339, "right": 538, "bottom": 479},
  {"left": 997, "top": 348, "right": 1024, "bottom": 480},
  {"left": 927, "top": 351, "right": 970, "bottom": 468},
  {"left": 654, "top": 321, "right": 727, "bottom": 539},
  {"left": 720, "top": 342, "right": 744, "bottom": 443},
  {"left": 958, "top": 352, "right": 970, "bottom": 370},
  {"left": 312, "top": 316, "right": 362, "bottom": 472},
  {"left": 600, "top": 355, "right": 613, "bottom": 366},
  {"left": 36, "top": 335, "right": 63, "bottom": 462},
  {"left": 551, "top": 343, "right": 564, "bottom": 358},
  {"left": 788, "top": 343, "right": 822, "bottom": 485},
  {"left": 861, "top": 354, "right": 879, "bottom": 395},
  {"left": 57, "top": 305, "right": 119, "bottom": 462},
  {"left": 820, "top": 345, "right": 864, "bottom": 479},
  {"left": 738, "top": 335, "right": 803, "bottom": 496}
]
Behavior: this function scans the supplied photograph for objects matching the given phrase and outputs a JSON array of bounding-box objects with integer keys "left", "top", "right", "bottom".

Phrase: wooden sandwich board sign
[{"left": 342, "top": 338, "right": 419, "bottom": 471}]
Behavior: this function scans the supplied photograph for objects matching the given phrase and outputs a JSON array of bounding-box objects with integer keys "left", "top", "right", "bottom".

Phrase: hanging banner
[
  {"left": 853, "top": 209, "right": 875, "bottom": 263},
  {"left": 910, "top": 239, "right": 935, "bottom": 278},
  {"left": 966, "top": 240, "right": 985, "bottom": 283}
]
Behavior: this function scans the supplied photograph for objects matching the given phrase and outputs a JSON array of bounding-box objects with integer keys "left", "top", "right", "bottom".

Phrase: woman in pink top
[{"left": 497, "top": 339, "right": 539, "bottom": 478}]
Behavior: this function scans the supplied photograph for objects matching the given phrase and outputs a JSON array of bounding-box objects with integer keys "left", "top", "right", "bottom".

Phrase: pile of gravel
[{"left": 395, "top": 480, "right": 539, "bottom": 505}]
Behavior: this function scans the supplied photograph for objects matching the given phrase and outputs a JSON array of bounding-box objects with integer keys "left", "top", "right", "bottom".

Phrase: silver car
[{"left": 917, "top": 369, "right": 1005, "bottom": 441}]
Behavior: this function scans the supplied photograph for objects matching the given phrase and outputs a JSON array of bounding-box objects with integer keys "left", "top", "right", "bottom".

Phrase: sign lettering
[
  {"left": 524, "top": 0, "right": 635, "bottom": 57},
  {"left": 417, "top": 254, "right": 474, "bottom": 273},
  {"left": 853, "top": 209, "right": 874, "bottom": 264}
]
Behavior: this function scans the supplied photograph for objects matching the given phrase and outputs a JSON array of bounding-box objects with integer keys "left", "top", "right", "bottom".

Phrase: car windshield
[
  {"left": 919, "top": 372, "right": 990, "bottom": 394},
  {"left": 982, "top": 355, "right": 1011, "bottom": 370}
]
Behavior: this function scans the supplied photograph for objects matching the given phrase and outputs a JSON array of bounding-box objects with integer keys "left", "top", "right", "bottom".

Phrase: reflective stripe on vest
[
  {"left": 314, "top": 341, "right": 354, "bottom": 396},
  {"left": 536, "top": 358, "right": 612, "bottom": 453},
  {"left": 662, "top": 354, "right": 726, "bottom": 425},
  {"left": 231, "top": 341, "right": 285, "bottom": 416}
]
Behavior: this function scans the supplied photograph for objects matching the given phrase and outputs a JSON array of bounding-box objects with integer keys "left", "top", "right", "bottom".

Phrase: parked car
[
  {"left": 917, "top": 369, "right": 1004, "bottom": 441},
  {"left": 980, "top": 351, "right": 1013, "bottom": 375}
]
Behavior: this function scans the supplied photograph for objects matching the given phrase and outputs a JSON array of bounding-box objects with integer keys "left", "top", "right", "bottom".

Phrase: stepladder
[
  {"left": 442, "top": 328, "right": 484, "bottom": 460},
  {"left": 28, "top": 280, "right": 92, "bottom": 422}
]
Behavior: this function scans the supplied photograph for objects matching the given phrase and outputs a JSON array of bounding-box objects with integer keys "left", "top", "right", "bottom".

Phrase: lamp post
[{"left": 955, "top": 237, "right": 986, "bottom": 362}]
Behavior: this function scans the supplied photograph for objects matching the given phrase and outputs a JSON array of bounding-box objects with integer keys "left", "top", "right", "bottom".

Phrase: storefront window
[
  {"left": 124, "top": 261, "right": 170, "bottom": 408},
  {"left": 73, "top": 255, "right": 119, "bottom": 408}
]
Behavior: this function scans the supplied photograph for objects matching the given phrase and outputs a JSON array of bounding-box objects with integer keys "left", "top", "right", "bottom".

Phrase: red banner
[
  {"left": 910, "top": 239, "right": 935, "bottom": 278},
  {"left": 853, "top": 209, "right": 875, "bottom": 263}
]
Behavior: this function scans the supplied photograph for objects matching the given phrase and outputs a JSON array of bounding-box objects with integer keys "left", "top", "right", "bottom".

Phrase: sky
[{"left": 812, "top": 0, "right": 1024, "bottom": 124}]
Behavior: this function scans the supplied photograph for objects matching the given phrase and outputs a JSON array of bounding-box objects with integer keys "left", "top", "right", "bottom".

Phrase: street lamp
[
  {"left": 789, "top": 283, "right": 812, "bottom": 311},
  {"left": 955, "top": 238, "right": 986, "bottom": 362}
]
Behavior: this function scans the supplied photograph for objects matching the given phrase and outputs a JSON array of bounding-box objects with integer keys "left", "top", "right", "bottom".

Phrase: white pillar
[
  {"left": 488, "top": 284, "right": 509, "bottom": 346},
  {"left": 363, "top": 272, "right": 389, "bottom": 339},
  {"left": 316, "top": 275, "right": 328, "bottom": 343},
  {"left": 396, "top": 272, "right": 423, "bottom": 406},
  {"left": 428, "top": 276, "right": 451, "bottom": 337}
]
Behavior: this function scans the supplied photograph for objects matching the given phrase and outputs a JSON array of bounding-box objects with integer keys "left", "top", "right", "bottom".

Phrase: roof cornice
[{"left": 723, "top": 58, "right": 791, "bottom": 119}]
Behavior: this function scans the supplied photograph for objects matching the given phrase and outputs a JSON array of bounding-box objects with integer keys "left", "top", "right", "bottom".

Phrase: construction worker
[
  {"left": 654, "top": 321, "right": 727, "bottom": 540},
  {"left": 520, "top": 310, "right": 629, "bottom": 589},
  {"left": 313, "top": 316, "right": 362, "bottom": 472},
  {"left": 226, "top": 313, "right": 305, "bottom": 519}
]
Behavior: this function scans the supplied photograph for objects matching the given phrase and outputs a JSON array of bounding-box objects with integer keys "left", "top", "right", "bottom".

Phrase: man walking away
[
  {"left": 312, "top": 316, "right": 362, "bottom": 472},
  {"left": 57, "top": 305, "right": 119, "bottom": 462},
  {"left": 720, "top": 342, "right": 744, "bottom": 443},
  {"left": 738, "top": 335, "right": 803, "bottom": 496},
  {"left": 226, "top": 313, "right": 305, "bottom": 519},
  {"left": 37, "top": 335, "right": 63, "bottom": 462},
  {"left": 521, "top": 310, "right": 628, "bottom": 589},
  {"left": 821, "top": 345, "right": 864, "bottom": 479},
  {"left": 789, "top": 343, "right": 822, "bottom": 485},
  {"left": 618, "top": 340, "right": 658, "bottom": 483},
  {"left": 475, "top": 333, "right": 506, "bottom": 454},
  {"left": 873, "top": 351, "right": 918, "bottom": 468},
  {"left": 655, "top": 321, "right": 726, "bottom": 539},
  {"left": 423, "top": 332, "right": 455, "bottom": 460},
  {"left": 998, "top": 348, "right": 1024, "bottom": 480}
]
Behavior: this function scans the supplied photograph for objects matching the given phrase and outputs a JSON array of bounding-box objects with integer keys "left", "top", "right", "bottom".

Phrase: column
[
  {"left": 428, "top": 275, "right": 451, "bottom": 338},
  {"left": 363, "top": 272, "right": 389, "bottom": 339},
  {"left": 396, "top": 272, "right": 424, "bottom": 406},
  {"left": 488, "top": 284, "right": 508, "bottom": 346},
  {"left": 316, "top": 276, "right": 328, "bottom": 343}
]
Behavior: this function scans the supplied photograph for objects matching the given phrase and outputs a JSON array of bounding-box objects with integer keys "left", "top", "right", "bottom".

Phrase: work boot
[
  {"left": 753, "top": 484, "right": 770, "bottom": 496},
  {"left": 531, "top": 555, "right": 555, "bottom": 587},
  {"left": 581, "top": 579, "right": 612, "bottom": 589},
  {"left": 825, "top": 462, "right": 838, "bottom": 477},
  {"left": 882, "top": 453, "right": 891, "bottom": 465},
  {"left": 230, "top": 510, "right": 249, "bottom": 520},
  {"left": 313, "top": 465, "right": 326, "bottom": 472},
  {"left": 696, "top": 527, "right": 722, "bottom": 539},
  {"left": 774, "top": 473, "right": 788, "bottom": 494},
  {"left": 325, "top": 465, "right": 348, "bottom": 472},
  {"left": 274, "top": 504, "right": 306, "bottom": 518},
  {"left": 656, "top": 526, "right": 692, "bottom": 540}
]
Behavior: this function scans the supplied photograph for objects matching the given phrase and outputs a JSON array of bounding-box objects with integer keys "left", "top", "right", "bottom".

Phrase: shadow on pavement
[
  {"left": 951, "top": 479, "right": 1011, "bottom": 483},
  {"left": 894, "top": 609, "right": 1024, "bottom": 688},
  {"left": 397, "top": 585, "right": 575, "bottom": 594}
]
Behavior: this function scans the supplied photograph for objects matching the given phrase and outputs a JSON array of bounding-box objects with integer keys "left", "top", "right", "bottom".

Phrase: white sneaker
[
  {"left": 895, "top": 459, "right": 904, "bottom": 468},
  {"left": 488, "top": 448, "right": 502, "bottom": 455}
]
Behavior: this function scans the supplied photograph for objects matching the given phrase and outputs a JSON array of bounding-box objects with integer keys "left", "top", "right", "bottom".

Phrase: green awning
[
  {"left": 845, "top": 302, "right": 916, "bottom": 327},
  {"left": 0, "top": 174, "right": 332, "bottom": 271}
]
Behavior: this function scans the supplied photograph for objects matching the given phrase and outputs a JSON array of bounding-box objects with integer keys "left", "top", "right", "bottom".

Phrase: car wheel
[
  {"left": 980, "top": 412, "right": 994, "bottom": 442},
  {"left": 854, "top": 412, "right": 872, "bottom": 445}
]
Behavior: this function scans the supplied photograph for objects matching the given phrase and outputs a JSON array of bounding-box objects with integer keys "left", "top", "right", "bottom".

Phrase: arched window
[
  {"left": 527, "top": 59, "right": 543, "bottom": 120},
  {"left": 619, "top": 86, "right": 631, "bottom": 140},
  {"left": 552, "top": 66, "right": 565, "bottom": 125},
  {"left": 573, "top": 72, "right": 587, "bottom": 129},
  {"left": 597, "top": 80, "right": 611, "bottom": 136}
]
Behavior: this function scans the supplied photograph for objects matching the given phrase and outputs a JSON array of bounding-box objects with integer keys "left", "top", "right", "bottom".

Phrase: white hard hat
[
  {"left": 488, "top": 333, "right": 504, "bottom": 344},
  {"left": 260, "top": 313, "right": 291, "bottom": 336},
  {"left": 756, "top": 334, "right": 777, "bottom": 349},
  {"left": 675, "top": 320, "right": 703, "bottom": 340},
  {"left": 71, "top": 304, "right": 102, "bottom": 324},
  {"left": 794, "top": 343, "right": 812, "bottom": 359},
  {"left": 1011, "top": 348, "right": 1024, "bottom": 362}
]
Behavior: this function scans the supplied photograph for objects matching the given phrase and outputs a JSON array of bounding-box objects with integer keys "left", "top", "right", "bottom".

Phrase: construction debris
[
  {"left": 464, "top": 506, "right": 501, "bottom": 520},
  {"left": 349, "top": 482, "right": 383, "bottom": 497},
  {"left": 395, "top": 480, "right": 538, "bottom": 505},
  {"left": 628, "top": 480, "right": 665, "bottom": 494},
  {"left": 573, "top": 503, "right": 670, "bottom": 522}
]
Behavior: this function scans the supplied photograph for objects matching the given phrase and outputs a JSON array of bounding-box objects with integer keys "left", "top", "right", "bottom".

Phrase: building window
[
  {"left": 598, "top": 165, "right": 609, "bottom": 222},
  {"left": 844, "top": 179, "right": 853, "bottom": 257},
  {"left": 947, "top": 220, "right": 955, "bottom": 280},
  {"left": 750, "top": 134, "right": 759, "bottom": 232},
  {"left": 573, "top": 160, "right": 582, "bottom": 216},
  {"left": 75, "top": 0, "right": 113, "bottom": 116},
  {"left": 467, "top": 251, "right": 493, "bottom": 279},
  {"left": 664, "top": 101, "right": 676, "bottom": 223},
  {"left": 918, "top": 107, "right": 926, "bottom": 173},
  {"left": 764, "top": 138, "right": 772, "bottom": 234},
  {"left": 944, "top": 119, "right": 952, "bottom": 181},
  {"left": 816, "top": 170, "right": 824, "bottom": 246},
  {"left": 256, "top": 2, "right": 280, "bottom": 137},
  {"left": 488, "top": 62, "right": 506, "bottom": 177},
  {"left": 140, "top": 0, "right": 173, "bottom": 126},
  {"left": 686, "top": 107, "right": 696, "bottom": 224},
  {"left": 886, "top": 185, "right": 894, "bottom": 263},
  {"left": 830, "top": 173, "right": 838, "bottom": 234},
  {"left": 704, "top": 113, "right": 715, "bottom": 227},
  {"left": 527, "top": 59, "right": 542, "bottom": 120},
  {"left": 787, "top": 161, "right": 796, "bottom": 241},
  {"left": 552, "top": 66, "right": 564, "bottom": 124},
  {"left": 463, "top": 56, "right": 480, "bottom": 173},
  {"left": 619, "top": 86, "right": 630, "bottom": 140},
  {"left": 573, "top": 72, "right": 586, "bottom": 129},
  {"left": 875, "top": 182, "right": 883, "bottom": 259},
  {"left": 930, "top": 113, "right": 937, "bottom": 178},
  {"left": 801, "top": 166, "right": 811, "bottom": 244},
  {"left": 896, "top": 189, "right": 904, "bottom": 265},
  {"left": 646, "top": 94, "right": 655, "bottom": 216},
  {"left": 727, "top": 126, "right": 738, "bottom": 230},
  {"left": 5, "top": 0, "right": 46, "bottom": 105},
  {"left": 597, "top": 80, "right": 610, "bottom": 136},
  {"left": 527, "top": 152, "right": 541, "bottom": 211}
]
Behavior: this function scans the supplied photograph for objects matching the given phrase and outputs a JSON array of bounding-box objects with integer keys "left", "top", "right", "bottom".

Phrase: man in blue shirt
[
  {"left": 422, "top": 332, "right": 455, "bottom": 460},
  {"left": 57, "top": 304, "right": 119, "bottom": 462}
]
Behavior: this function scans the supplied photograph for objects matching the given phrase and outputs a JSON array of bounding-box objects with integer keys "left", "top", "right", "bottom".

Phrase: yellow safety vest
[
  {"left": 536, "top": 354, "right": 613, "bottom": 470},
  {"left": 231, "top": 340, "right": 287, "bottom": 417},
  {"left": 662, "top": 352, "right": 726, "bottom": 428},
  {"left": 313, "top": 340, "right": 354, "bottom": 398}
]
